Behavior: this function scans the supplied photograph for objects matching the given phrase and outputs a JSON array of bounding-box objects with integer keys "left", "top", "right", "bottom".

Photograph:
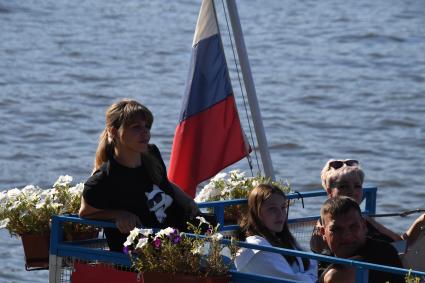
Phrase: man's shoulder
[
  {"left": 364, "top": 237, "right": 398, "bottom": 253},
  {"left": 360, "top": 238, "right": 403, "bottom": 268}
]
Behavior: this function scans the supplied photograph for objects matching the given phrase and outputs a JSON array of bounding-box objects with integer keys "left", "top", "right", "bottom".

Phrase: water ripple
[{"left": 1, "top": 0, "right": 425, "bottom": 281}]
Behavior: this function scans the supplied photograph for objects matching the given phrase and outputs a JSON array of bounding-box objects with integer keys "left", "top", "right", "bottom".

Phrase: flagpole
[{"left": 225, "top": 0, "right": 275, "bottom": 180}]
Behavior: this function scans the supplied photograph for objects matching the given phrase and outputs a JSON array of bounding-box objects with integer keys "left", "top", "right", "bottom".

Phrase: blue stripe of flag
[{"left": 179, "top": 34, "right": 233, "bottom": 122}]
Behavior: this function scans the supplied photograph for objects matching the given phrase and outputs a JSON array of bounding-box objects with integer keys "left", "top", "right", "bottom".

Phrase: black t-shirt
[
  {"left": 319, "top": 238, "right": 404, "bottom": 283},
  {"left": 83, "top": 144, "right": 188, "bottom": 252},
  {"left": 366, "top": 220, "right": 395, "bottom": 243}
]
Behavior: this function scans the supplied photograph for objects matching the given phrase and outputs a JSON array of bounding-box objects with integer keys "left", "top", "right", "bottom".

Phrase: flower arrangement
[
  {"left": 195, "top": 170, "right": 290, "bottom": 203},
  {"left": 195, "top": 170, "right": 290, "bottom": 223},
  {"left": 0, "top": 175, "right": 93, "bottom": 237},
  {"left": 405, "top": 269, "right": 422, "bottom": 283},
  {"left": 124, "top": 216, "right": 236, "bottom": 278}
]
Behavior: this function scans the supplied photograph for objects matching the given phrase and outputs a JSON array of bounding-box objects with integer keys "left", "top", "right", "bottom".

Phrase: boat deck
[{"left": 48, "top": 187, "right": 425, "bottom": 283}]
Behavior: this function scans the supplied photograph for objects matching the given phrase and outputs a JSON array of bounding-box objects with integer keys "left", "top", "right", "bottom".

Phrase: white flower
[
  {"left": 0, "top": 218, "right": 10, "bottom": 228},
  {"left": 196, "top": 216, "right": 209, "bottom": 226},
  {"left": 139, "top": 228, "right": 153, "bottom": 237},
  {"left": 211, "top": 233, "right": 223, "bottom": 241},
  {"left": 208, "top": 188, "right": 221, "bottom": 199},
  {"left": 21, "top": 185, "right": 40, "bottom": 195},
  {"left": 211, "top": 172, "right": 227, "bottom": 182},
  {"left": 155, "top": 227, "right": 175, "bottom": 238},
  {"left": 69, "top": 183, "right": 84, "bottom": 195},
  {"left": 36, "top": 199, "right": 47, "bottom": 210},
  {"left": 0, "top": 191, "right": 7, "bottom": 203},
  {"left": 192, "top": 242, "right": 210, "bottom": 255},
  {"left": 124, "top": 239, "right": 133, "bottom": 247},
  {"left": 54, "top": 175, "right": 73, "bottom": 187},
  {"left": 124, "top": 228, "right": 141, "bottom": 246},
  {"left": 51, "top": 203, "right": 63, "bottom": 210},
  {"left": 229, "top": 170, "right": 246, "bottom": 182},
  {"left": 9, "top": 199, "right": 22, "bottom": 210},
  {"left": 195, "top": 183, "right": 222, "bottom": 202},
  {"left": 135, "top": 237, "right": 148, "bottom": 249},
  {"left": 6, "top": 188, "right": 21, "bottom": 199}
]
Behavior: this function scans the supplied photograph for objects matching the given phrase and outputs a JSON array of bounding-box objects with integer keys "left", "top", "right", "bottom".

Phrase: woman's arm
[
  {"left": 242, "top": 251, "right": 317, "bottom": 283},
  {"left": 365, "top": 216, "right": 402, "bottom": 241},
  {"left": 170, "top": 183, "right": 200, "bottom": 217},
  {"left": 79, "top": 197, "right": 141, "bottom": 233},
  {"left": 404, "top": 213, "right": 425, "bottom": 246}
]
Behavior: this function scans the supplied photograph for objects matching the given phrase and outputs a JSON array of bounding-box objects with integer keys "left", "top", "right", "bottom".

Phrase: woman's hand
[
  {"left": 115, "top": 211, "right": 141, "bottom": 234},
  {"left": 79, "top": 197, "right": 141, "bottom": 234},
  {"left": 185, "top": 198, "right": 200, "bottom": 218}
]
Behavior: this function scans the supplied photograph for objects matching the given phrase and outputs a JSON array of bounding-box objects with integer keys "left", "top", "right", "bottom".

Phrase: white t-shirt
[{"left": 235, "top": 235, "right": 317, "bottom": 283}]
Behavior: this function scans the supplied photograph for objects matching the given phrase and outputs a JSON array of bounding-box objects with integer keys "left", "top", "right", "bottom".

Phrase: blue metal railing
[
  {"left": 198, "top": 187, "right": 377, "bottom": 231},
  {"left": 49, "top": 188, "right": 425, "bottom": 283}
]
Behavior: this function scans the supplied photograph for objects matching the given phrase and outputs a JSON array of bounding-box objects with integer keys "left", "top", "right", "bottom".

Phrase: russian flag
[{"left": 168, "top": 0, "right": 249, "bottom": 197}]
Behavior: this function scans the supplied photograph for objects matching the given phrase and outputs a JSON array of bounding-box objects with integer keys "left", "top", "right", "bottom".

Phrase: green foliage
[
  {"left": 0, "top": 175, "right": 94, "bottom": 236},
  {"left": 404, "top": 269, "right": 422, "bottom": 283},
  {"left": 125, "top": 217, "right": 236, "bottom": 277},
  {"left": 195, "top": 170, "right": 290, "bottom": 202}
]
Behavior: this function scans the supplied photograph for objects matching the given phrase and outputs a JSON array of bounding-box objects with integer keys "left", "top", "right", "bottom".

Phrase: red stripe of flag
[{"left": 168, "top": 95, "right": 248, "bottom": 197}]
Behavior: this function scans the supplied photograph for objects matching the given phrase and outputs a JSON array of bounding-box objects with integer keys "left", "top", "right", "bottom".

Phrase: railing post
[
  {"left": 215, "top": 203, "right": 225, "bottom": 229},
  {"left": 355, "top": 266, "right": 369, "bottom": 283},
  {"left": 364, "top": 187, "right": 377, "bottom": 214},
  {"left": 49, "top": 216, "right": 64, "bottom": 283}
]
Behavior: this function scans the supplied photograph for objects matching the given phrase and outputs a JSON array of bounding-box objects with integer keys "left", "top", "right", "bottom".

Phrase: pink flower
[{"left": 153, "top": 238, "right": 161, "bottom": 249}]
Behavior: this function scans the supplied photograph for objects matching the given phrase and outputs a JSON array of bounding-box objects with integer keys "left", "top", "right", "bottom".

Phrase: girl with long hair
[
  {"left": 235, "top": 184, "right": 317, "bottom": 282},
  {"left": 79, "top": 99, "right": 199, "bottom": 252}
]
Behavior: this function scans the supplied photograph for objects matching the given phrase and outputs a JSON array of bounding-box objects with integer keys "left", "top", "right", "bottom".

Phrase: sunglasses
[{"left": 329, "top": 159, "right": 359, "bottom": 170}]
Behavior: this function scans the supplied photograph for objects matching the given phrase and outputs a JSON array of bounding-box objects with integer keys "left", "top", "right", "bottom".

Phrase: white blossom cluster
[
  {"left": 195, "top": 170, "right": 277, "bottom": 203},
  {"left": 0, "top": 175, "right": 84, "bottom": 236}
]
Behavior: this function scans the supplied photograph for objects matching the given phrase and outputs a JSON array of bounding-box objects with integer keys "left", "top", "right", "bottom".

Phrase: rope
[
  {"left": 368, "top": 208, "right": 425, "bottom": 218},
  {"left": 219, "top": 0, "right": 261, "bottom": 176},
  {"left": 293, "top": 191, "right": 305, "bottom": 209}
]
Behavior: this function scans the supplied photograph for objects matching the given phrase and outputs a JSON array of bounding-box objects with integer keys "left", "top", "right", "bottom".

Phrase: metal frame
[{"left": 49, "top": 188, "right": 425, "bottom": 283}]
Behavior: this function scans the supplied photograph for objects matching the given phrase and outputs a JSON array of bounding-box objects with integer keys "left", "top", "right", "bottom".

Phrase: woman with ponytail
[
  {"left": 79, "top": 99, "right": 199, "bottom": 252},
  {"left": 235, "top": 184, "right": 317, "bottom": 282}
]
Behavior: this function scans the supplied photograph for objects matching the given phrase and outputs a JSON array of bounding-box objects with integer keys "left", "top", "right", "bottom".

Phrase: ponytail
[{"left": 93, "top": 129, "right": 114, "bottom": 174}]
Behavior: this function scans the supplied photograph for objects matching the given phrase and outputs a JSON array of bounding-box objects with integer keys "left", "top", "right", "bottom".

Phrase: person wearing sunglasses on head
[{"left": 310, "top": 159, "right": 425, "bottom": 269}]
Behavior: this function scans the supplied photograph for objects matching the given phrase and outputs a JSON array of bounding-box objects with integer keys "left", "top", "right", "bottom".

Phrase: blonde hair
[
  {"left": 93, "top": 99, "right": 163, "bottom": 184},
  {"left": 321, "top": 159, "right": 365, "bottom": 191}
]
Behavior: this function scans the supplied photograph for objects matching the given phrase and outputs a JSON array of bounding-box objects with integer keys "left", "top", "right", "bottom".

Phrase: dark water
[{"left": 1, "top": 0, "right": 424, "bottom": 281}]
